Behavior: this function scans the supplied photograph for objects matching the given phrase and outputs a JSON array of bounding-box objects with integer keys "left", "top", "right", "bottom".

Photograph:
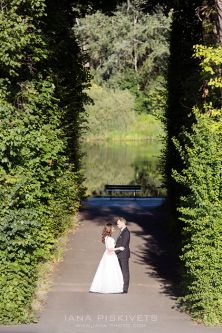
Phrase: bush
[
  {"left": 83, "top": 83, "right": 135, "bottom": 138},
  {"left": 173, "top": 45, "right": 222, "bottom": 325},
  {"left": 0, "top": 1, "right": 88, "bottom": 323},
  {"left": 173, "top": 110, "right": 222, "bottom": 325}
]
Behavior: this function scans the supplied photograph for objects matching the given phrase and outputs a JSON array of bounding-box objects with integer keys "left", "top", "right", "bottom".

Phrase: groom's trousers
[{"left": 118, "top": 257, "right": 129, "bottom": 293}]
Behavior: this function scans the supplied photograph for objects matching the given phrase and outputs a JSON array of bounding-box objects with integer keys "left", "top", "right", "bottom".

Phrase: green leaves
[
  {"left": 0, "top": 4, "right": 47, "bottom": 77},
  {"left": 0, "top": 0, "right": 87, "bottom": 324},
  {"left": 193, "top": 45, "right": 222, "bottom": 94},
  {"left": 173, "top": 44, "right": 222, "bottom": 325},
  {"left": 76, "top": 7, "right": 171, "bottom": 79},
  {"left": 75, "top": 3, "right": 172, "bottom": 115},
  {"left": 83, "top": 83, "right": 135, "bottom": 138}
]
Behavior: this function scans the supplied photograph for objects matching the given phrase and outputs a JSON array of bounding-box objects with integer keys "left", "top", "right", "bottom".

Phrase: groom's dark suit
[{"left": 115, "top": 227, "right": 130, "bottom": 293}]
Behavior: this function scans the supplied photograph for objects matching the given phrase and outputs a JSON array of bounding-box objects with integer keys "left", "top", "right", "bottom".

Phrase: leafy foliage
[
  {"left": 82, "top": 83, "right": 164, "bottom": 140},
  {"left": 0, "top": 0, "right": 88, "bottom": 323},
  {"left": 163, "top": 0, "right": 203, "bottom": 217},
  {"left": 158, "top": 0, "right": 222, "bottom": 325},
  {"left": 173, "top": 44, "right": 222, "bottom": 325},
  {"left": 83, "top": 83, "right": 135, "bottom": 138},
  {"left": 75, "top": 2, "right": 172, "bottom": 115}
]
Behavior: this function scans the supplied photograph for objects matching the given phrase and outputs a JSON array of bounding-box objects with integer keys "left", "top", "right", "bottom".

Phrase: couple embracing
[{"left": 89, "top": 217, "right": 130, "bottom": 294}]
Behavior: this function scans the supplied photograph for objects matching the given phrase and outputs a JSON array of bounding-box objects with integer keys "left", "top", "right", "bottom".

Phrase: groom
[{"left": 115, "top": 217, "right": 130, "bottom": 293}]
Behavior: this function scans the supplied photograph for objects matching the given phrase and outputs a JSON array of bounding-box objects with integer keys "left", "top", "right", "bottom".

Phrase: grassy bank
[
  {"left": 82, "top": 84, "right": 165, "bottom": 141},
  {"left": 83, "top": 113, "right": 164, "bottom": 141}
]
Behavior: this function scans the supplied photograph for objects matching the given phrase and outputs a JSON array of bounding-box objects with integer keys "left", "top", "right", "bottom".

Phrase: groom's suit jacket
[{"left": 115, "top": 227, "right": 130, "bottom": 259}]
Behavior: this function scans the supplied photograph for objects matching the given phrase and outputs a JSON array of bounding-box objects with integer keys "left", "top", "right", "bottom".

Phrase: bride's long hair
[{"left": 102, "top": 223, "right": 113, "bottom": 243}]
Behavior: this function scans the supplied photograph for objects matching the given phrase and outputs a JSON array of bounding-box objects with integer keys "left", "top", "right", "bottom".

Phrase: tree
[
  {"left": 216, "top": 0, "right": 222, "bottom": 46},
  {"left": 75, "top": 1, "right": 172, "bottom": 114},
  {"left": 162, "top": 0, "right": 203, "bottom": 219}
]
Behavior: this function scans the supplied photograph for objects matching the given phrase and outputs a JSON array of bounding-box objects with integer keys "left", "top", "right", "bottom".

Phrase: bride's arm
[
  {"left": 113, "top": 247, "right": 124, "bottom": 251},
  {"left": 107, "top": 247, "right": 124, "bottom": 254},
  {"left": 107, "top": 238, "right": 124, "bottom": 254}
]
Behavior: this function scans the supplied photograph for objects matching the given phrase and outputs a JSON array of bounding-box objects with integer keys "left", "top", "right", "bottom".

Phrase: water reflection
[{"left": 81, "top": 141, "right": 165, "bottom": 197}]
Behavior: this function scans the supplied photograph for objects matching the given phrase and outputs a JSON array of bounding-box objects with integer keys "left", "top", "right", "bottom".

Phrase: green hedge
[
  {"left": 173, "top": 45, "right": 222, "bottom": 325},
  {"left": 173, "top": 111, "right": 222, "bottom": 325},
  {"left": 0, "top": 0, "right": 88, "bottom": 323}
]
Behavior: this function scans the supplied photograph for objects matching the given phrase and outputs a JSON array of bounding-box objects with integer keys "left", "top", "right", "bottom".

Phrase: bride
[{"left": 89, "top": 223, "right": 124, "bottom": 293}]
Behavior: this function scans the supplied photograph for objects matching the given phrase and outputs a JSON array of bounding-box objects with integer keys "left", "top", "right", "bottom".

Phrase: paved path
[{"left": 0, "top": 198, "right": 221, "bottom": 333}]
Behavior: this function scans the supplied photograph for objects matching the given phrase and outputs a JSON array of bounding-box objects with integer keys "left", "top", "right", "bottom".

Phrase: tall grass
[
  {"left": 82, "top": 84, "right": 164, "bottom": 141},
  {"left": 107, "top": 113, "right": 164, "bottom": 141}
]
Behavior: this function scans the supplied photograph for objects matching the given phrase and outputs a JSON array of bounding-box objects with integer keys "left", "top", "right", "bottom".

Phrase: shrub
[
  {"left": 83, "top": 83, "right": 135, "bottom": 138},
  {"left": 0, "top": 0, "right": 88, "bottom": 323},
  {"left": 173, "top": 45, "right": 222, "bottom": 325}
]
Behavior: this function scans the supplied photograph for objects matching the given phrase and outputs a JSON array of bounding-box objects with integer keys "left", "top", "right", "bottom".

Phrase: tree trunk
[
  {"left": 133, "top": 13, "right": 138, "bottom": 72},
  {"left": 215, "top": 1, "right": 222, "bottom": 99},
  {"left": 216, "top": 0, "right": 222, "bottom": 46},
  {"left": 127, "top": 0, "right": 131, "bottom": 13}
]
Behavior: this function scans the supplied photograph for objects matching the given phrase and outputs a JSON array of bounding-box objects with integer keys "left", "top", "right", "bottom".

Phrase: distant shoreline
[
  {"left": 80, "top": 136, "right": 163, "bottom": 142},
  {"left": 81, "top": 113, "right": 165, "bottom": 143}
]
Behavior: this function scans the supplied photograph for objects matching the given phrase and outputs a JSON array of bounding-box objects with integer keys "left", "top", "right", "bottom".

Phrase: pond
[{"left": 80, "top": 140, "right": 166, "bottom": 197}]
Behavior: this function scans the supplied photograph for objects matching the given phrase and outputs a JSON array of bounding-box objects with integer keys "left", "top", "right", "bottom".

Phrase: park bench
[{"left": 104, "top": 184, "right": 142, "bottom": 199}]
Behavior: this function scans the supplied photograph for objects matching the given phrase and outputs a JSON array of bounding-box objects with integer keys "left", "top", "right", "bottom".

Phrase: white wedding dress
[{"left": 89, "top": 236, "right": 123, "bottom": 293}]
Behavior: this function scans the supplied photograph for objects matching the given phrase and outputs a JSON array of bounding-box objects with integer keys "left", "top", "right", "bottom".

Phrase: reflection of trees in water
[
  {"left": 132, "top": 159, "right": 166, "bottom": 197},
  {"left": 81, "top": 141, "right": 164, "bottom": 197},
  {"left": 81, "top": 143, "right": 134, "bottom": 196}
]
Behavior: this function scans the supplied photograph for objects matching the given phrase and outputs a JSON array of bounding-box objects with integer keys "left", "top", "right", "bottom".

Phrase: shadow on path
[
  {"left": 79, "top": 198, "right": 181, "bottom": 301},
  {"left": 1, "top": 198, "right": 221, "bottom": 333}
]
